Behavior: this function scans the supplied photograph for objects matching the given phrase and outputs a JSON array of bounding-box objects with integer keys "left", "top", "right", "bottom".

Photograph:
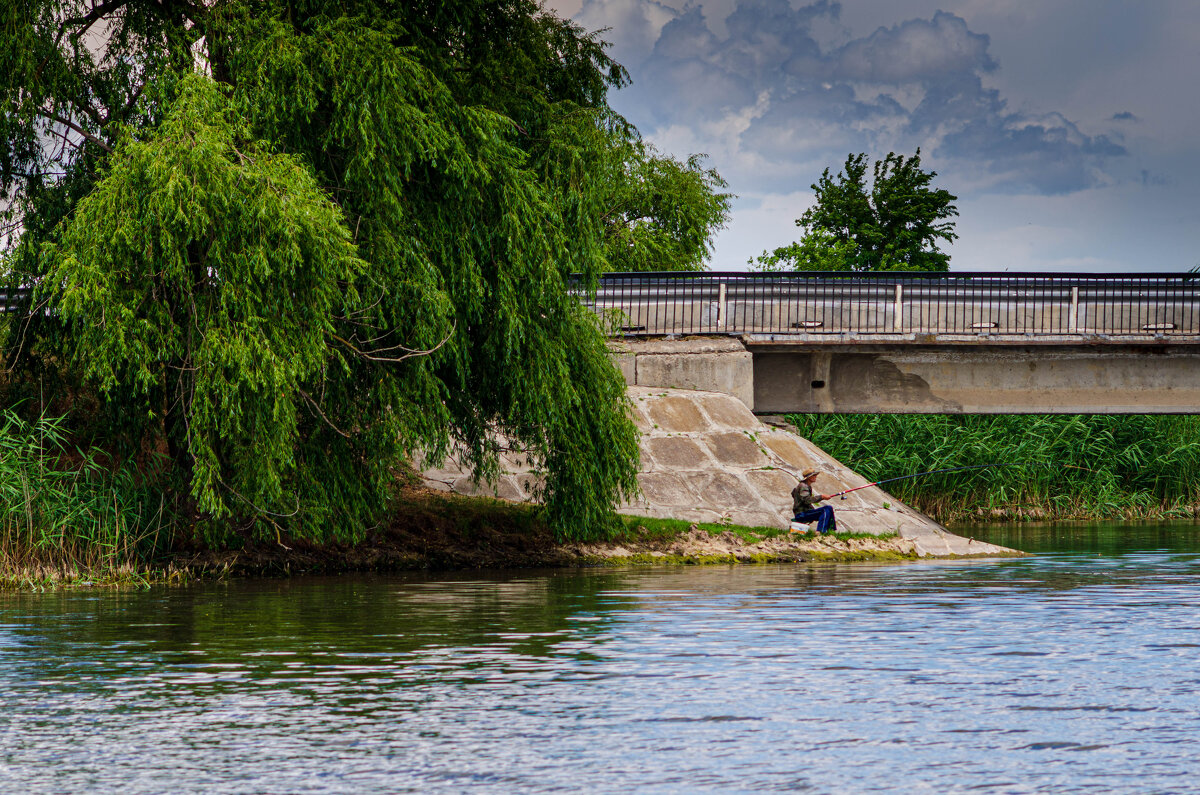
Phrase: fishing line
[{"left": 824, "top": 462, "right": 1095, "bottom": 499}]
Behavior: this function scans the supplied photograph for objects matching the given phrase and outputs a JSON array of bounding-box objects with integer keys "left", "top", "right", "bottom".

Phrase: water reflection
[
  {"left": 2, "top": 525, "right": 1200, "bottom": 792},
  {"left": 963, "top": 518, "right": 1200, "bottom": 555}
]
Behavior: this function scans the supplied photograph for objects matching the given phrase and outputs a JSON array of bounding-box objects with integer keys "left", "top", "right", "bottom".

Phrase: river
[{"left": 3, "top": 523, "right": 1200, "bottom": 793}]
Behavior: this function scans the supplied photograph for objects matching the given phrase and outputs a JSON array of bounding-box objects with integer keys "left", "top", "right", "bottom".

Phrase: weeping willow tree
[{"left": 0, "top": 1, "right": 728, "bottom": 542}]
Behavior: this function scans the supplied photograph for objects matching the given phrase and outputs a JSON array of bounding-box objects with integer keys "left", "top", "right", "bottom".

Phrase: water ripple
[{"left": 2, "top": 525, "right": 1200, "bottom": 792}]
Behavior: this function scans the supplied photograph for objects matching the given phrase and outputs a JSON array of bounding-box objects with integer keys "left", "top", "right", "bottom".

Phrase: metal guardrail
[
  {"left": 578, "top": 271, "right": 1200, "bottom": 338},
  {"left": 5, "top": 275, "right": 1198, "bottom": 338}
]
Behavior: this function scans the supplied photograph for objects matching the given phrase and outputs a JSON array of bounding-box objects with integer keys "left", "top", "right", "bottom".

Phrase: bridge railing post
[
  {"left": 1069, "top": 285, "right": 1079, "bottom": 334},
  {"left": 893, "top": 283, "right": 904, "bottom": 333},
  {"left": 717, "top": 281, "right": 726, "bottom": 330}
]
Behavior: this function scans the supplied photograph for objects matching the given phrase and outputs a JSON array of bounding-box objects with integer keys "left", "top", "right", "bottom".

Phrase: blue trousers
[{"left": 794, "top": 505, "right": 837, "bottom": 534}]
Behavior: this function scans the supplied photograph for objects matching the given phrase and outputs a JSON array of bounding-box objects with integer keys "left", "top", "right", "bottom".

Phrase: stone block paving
[{"left": 421, "top": 386, "right": 1010, "bottom": 556}]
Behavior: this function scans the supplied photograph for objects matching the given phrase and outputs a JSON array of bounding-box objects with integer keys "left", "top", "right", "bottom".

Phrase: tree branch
[
  {"left": 39, "top": 109, "right": 113, "bottom": 154},
  {"left": 55, "top": 0, "right": 134, "bottom": 50},
  {"left": 105, "top": 78, "right": 147, "bottom": 125},
  {"left": 329, "top": 323, "right": 455, "bottom": 363},
  {"left": 298, "top": 388, "right": 351, "bottom": 438}
]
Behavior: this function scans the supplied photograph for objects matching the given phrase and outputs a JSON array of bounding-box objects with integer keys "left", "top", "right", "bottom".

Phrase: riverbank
[
  {"left": 0, "top": 486, "right": 1022, "bottom": 589},
  {"left": 150, "top": 487, "right": 946, "bottom": 577},
  {"left": 2, "top": 389, "right": 1032, "bottom": 590},
  {"left": 2, "top": 385, "right": 1024, "bottom": 588}
]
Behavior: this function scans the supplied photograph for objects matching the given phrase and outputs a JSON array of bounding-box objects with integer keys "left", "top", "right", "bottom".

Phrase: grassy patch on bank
[
  {"left": 617, "top": 515, "right": 785, "bottom": 543},
  {"left": 617, "top": 514, "right": 897, "bottom": 544},
  {"left": 0, "top": 409, "right": 928, "bottom": 588},
  {"left": 1, "top": 469, "right": 915, "bottom": 588}
]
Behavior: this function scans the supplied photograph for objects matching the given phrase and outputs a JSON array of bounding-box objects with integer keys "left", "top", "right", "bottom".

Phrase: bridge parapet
[{"left": 580, "top": 272, "right": 1200, "bottom": 341}]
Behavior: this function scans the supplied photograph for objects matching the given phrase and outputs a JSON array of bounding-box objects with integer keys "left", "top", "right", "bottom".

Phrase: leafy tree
[
  {"left": 600, "top": 148, "right": 731, "bottom": 273},
  {"left": 0, "top": 1, "right": 727, "bottom": 541},
  {"left": 752, "top": 151, "right": 958, "bottom": 272}
]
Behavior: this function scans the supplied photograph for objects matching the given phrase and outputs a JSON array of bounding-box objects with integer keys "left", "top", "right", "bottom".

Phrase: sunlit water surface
[{"left": 4, "top": 523, "right": 1200, "bottom": 793}]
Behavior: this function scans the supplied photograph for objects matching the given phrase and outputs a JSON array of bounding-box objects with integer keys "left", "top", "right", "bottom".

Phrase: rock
[
  {"left": 645, "top": 396, "right": 707, "bottom": 432},
  {"left": 646, "top": 436, "right": 712, "bottom": 469},
  {"left": 706, "top": 431, "right": 770, "bottom": 467}
]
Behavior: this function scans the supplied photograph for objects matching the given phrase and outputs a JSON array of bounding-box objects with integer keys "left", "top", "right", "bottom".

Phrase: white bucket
[{"left": 788, "top": 521, "right": 810, "bottom": 534}]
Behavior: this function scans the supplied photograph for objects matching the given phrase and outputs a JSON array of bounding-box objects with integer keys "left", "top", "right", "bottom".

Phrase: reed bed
[
  {"left": 786, "top": 414, "right": 1200, "bottom": 522},
  {"left": 0, "top": 410, "right": 169, "bottom": 585}
]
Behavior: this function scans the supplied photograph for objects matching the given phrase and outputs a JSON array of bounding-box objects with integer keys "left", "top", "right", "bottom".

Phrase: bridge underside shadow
[{"left": 752, "top": 343, "right": 1200, "bottom": 414}]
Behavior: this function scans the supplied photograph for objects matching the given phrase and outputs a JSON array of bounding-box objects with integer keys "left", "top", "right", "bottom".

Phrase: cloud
[
  {"left": 1111, "top": 111, "right": 1138, "bottom": 122},
  {"left": 578, "top": 0, "right": 1127, "bottom": 196},
  {"left": 574, "top": 0, "right": 676, "bottom": 69},
  {"left": 935, "top": 109, "right": 1127, "bottom": 194},
  {"left": 833, "top": 11, "right": 996, "bottom": 84}
]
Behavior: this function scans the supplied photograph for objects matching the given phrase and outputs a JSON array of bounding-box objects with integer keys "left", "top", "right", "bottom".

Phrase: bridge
[{"left": 581, "top": 272, "right": 1200, "bottom": 414}]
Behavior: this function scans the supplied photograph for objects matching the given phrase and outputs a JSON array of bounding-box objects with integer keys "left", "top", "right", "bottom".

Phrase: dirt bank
[{"left": 166, "top": 487, "right": 1017, "bottom": 580}]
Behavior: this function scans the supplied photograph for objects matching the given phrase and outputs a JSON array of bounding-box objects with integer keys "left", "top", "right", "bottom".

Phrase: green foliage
[
  {"left": 620, "top": 514, "right": 787, "bottom": 543},
  {"left": 41, "top": 76, "right": 365, "bottom": 524},
  {"left": 600, "top": 149, "right": 731, "bottom": 272},
  {"left": 620, "top": 514, "right": 894, "bottom": 544},
  {"left": 751, "top": 229, "right": 860, "bottom": 272},
  {"left": 0, "top": 1, "right": 729, "bottom": 542},
  {"left": 753, "top": 151, "right": 957, "bottom": 272},
  {"left": 787, "top": 413, "right": 1200, "bottom": 521}
]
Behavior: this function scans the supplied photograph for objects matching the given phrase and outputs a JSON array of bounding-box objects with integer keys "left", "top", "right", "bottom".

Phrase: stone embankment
[{"left": 422, "top": 386, "right": 1014, "bottom": 559}]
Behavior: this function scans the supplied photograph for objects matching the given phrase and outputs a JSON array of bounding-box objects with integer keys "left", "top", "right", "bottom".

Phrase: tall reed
[
  {"left": 787, "top": 414, "right": 1200, "bottom": 522},
  {"left": 0, "top": 410, "right": 169, "bottom": 583}
]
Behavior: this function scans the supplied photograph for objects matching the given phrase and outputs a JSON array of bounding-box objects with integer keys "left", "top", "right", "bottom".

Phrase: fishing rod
[{"left": 825, "top": 462, "right": 1084, "bottom": 500}]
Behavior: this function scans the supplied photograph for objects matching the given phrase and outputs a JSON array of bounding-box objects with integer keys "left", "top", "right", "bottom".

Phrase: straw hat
[{"left": 801, "top": 469, "right": 820, "bottom": 480}]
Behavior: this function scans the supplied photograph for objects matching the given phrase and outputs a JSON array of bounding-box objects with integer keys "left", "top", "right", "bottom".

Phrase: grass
[
  {"left": 786, "top": 413, "right": 1200, "bottom": 523},
  {"left": 618, "top": 514, "right": 897, "bottom": 544},
  {"left": 0, "top": 410, "right": 172, "bottom": 587}
]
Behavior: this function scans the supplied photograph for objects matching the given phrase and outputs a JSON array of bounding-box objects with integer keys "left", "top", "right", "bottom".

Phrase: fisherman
[{"left": 791, "top": 469, "right": 837, "bottom": 534}]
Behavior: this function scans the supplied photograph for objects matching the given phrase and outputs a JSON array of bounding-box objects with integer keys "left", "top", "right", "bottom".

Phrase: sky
[{"left": 545, "top": 0, "right": 1200, "bottom": 272}]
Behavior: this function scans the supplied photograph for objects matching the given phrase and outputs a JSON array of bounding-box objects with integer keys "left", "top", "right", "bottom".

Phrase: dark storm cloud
[
  {"left": 586, "top": 0, "right": 1126, "bottom": 194},
  {"left": 1112, "top": 111, "right": 1138, "bottom": 121},
  {"left": 637, "top": 0, "right": 826, "bottom": 114}
]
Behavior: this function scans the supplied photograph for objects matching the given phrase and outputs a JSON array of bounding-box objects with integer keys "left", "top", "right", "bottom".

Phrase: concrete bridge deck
[{"left": 593, "top": 272, "right": 1200, "bottom": 414}]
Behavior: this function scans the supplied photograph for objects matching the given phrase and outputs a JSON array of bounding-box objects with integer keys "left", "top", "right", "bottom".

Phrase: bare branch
[
  {"left": 39, "top": 109, "right": 113, "bottom": 154},
  {"left": 329, "top": 323, "right": 455, "bottom": 364},
  {"left": 45, "top": 124, "right": 83, "bottom": 156},
  {"left": 55, "top": 0, "right": 133, "bottom": 50},
  {"left": 298, "top": 388, "right": 351, "bottom": 438}
]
